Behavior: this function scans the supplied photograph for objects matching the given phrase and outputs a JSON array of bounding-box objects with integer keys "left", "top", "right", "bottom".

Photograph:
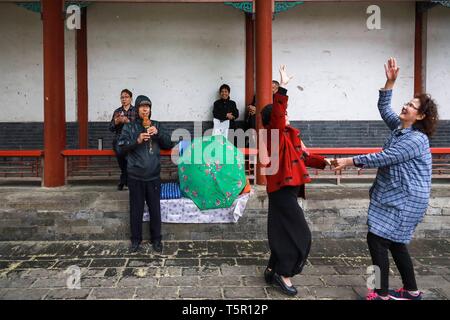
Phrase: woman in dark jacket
[
  {"left": 262, "top": 66, "right": 331, "bottom": 296},
  {"left": 213, "top": 84, "right": 239, "bottom": 130}
]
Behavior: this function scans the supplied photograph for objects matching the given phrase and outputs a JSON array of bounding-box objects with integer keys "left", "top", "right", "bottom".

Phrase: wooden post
[
  {"left": 414, "top": 2, "right": 428, "bottom": 95},
  {"left": 255, "top": 0, "right": 272, "bottom": 185},
  {"left": 42, "top": 0, "right": 66, "bottom": 187},
  {"left": 245, "top": 13, "right": 255, "bottom": 107}
]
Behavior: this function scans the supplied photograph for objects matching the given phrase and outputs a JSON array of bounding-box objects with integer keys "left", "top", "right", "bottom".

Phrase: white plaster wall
[
  {"left": 1, "top": 2, "right": 448, "bottom": 122},
  {"left": 273, "top": 2, "right": 416, "bottom": 121},
  {"left": 0, "top": 4, "right": 43, "bottom": 122},
  {"left": 0, "top": 3, "right": 77, "bottom": 122},
  {"left": 427, "top": 6, "right": 450, "bottom": 120},
  {"left": 87, "top": 3, "right": 245, "bottom": 121}
]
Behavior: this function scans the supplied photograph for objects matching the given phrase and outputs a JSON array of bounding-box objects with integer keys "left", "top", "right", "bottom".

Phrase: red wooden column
[
  {"left": 77, "top": 7, "right": 88, "bottom": 149},
  {"left": 414, "top": 3, "right": 428, "bottom": 95},
  {"left": 245, "top": 13, "right": 255, "bottom": 107},
  {"left": 255, "top": 0, "right": 272, "bottom": 185},
  {"left": 42, "top": 0, "right": 66, "bottom": 187}
]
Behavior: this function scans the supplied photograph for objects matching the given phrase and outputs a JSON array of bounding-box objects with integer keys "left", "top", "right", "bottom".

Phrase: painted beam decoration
[
  {"left": 16, "top": 1, "right": 90, "bottom": 13},
  {"left": 432, "top": 0, "right": 450, "bottom": 7},
  {"left": 224, "top": 1, "right": 304, "bottom": 14}
]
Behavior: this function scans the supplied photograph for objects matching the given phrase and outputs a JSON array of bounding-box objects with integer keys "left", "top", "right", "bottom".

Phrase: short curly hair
[{"left": 412, "top": 93, "right": 439, "bottom": 137}]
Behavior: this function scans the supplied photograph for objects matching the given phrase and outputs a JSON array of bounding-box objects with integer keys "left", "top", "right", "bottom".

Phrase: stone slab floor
[{"left": 0, "top": 239, "right": 448, "bottom": 300}]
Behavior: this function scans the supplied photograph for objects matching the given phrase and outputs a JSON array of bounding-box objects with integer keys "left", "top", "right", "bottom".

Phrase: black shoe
[
  {"left": 117, "top": 183, "right": 125, "bottom": 191},
  {"left": 152, "top": 240, "right": 163, "bottom": 253},
  {"left": 264, "top": 268, "right": 274, "bottom": 284},
  {"left": 129, "top": 242, "right": 141, "bottom": 253},
  {"left": 272, "top": 273, "right": 298, "bottom": 296}
]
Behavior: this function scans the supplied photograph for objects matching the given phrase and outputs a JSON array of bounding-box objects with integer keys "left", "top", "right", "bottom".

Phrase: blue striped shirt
[{"left": 353, "top": 89, "right": 432, "bottom": 243}]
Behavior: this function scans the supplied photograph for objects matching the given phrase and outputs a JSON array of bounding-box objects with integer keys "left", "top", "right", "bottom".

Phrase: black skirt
[{"left": 267, "top": 186, "right": 312, "bottom": 277}]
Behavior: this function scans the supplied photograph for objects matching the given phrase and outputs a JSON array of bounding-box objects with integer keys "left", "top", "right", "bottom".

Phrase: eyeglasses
[{"left": 404, "top": 102, "right": 420, "bottom": 111}]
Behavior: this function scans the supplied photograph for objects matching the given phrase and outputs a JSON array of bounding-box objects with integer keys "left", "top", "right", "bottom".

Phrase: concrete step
[{"left": 0, "top": 183, "right": 449, "bottom": 241}]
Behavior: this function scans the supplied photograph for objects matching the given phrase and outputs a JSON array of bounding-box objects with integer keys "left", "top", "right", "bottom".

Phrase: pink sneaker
[
  {"left": 388, "top": 288, "right": 423, "bottom": 300},
  {"left": 366, "top": 290, "right": 390, "bottom": 300}
]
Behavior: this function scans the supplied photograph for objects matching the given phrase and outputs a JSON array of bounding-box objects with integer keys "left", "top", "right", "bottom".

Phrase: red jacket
[{"left": 264, "top": 90, "right": 326, "bottom": 196}]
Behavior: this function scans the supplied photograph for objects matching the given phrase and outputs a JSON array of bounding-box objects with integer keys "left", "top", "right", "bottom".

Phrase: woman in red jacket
[{"left": 262, "top": 66, "right": 331, "bottom": 296}]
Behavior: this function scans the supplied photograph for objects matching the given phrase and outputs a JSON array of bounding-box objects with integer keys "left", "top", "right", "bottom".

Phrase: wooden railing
[
  {"left": 0, "top": 150, "right": 43, "bottom": 180},
  {"left": 0, "top": 148, "right": 449, "bottom": 185}
]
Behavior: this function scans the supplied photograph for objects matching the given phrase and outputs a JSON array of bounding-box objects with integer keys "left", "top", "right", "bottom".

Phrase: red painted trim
[
  {"left": 62, "top": 150, "right": 115, "bottom": 156},
  {"left": 308, "top": 148, "right": 382, "bottom": 155},
  {"left": 3, "top": 148, "right": 450, "bottom": 158},
  {"left": 0, "top": 151, "right": 43, "bottom": 157},
  {"left": 61, "top": 149, "right": 175, "bottom": 156}
]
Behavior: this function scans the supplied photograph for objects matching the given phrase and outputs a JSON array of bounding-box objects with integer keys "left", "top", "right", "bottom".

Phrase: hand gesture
[
  {"left": 384, "top": 57, "right": 400, "bottom": 83},
  {"left": 324, "top": 158, "right": 336, "bottom": 167},
  {"left": 137, "top": 132, "right": 150, "bottom": 144},
  {"left": 247, "top": 105, "right": 256, "bottom": 116},
  {"left": 114, "top": 112, "right": 121, "bottom": 125},
  {"left": 147, "top": 126, "right": 158, "bottom": 136},
  {"left": 226, "top": 112, "right": 234, "bottom": 120},
  {"left": 333, "top": 157, "right": 353, "bottom": 171},
  {"left": 279, "top": 64, "right": 294, "bottom": 86}
]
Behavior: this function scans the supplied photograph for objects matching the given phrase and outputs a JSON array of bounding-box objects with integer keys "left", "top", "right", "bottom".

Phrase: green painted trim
[
  {"left": 432, "top": 0, "right": 450, "bottom": 7},
  {"left": 224, "top": 1, "right": 253, "bottom": 13},
  {"left": 16, "top": 1, "right": 91, "bottom": 13},
  {"left": 224, "top": 1, "right": 304, "bottom": 14},
  {"left": 275, "top": 1, "right": 304, "bottom": 13}
]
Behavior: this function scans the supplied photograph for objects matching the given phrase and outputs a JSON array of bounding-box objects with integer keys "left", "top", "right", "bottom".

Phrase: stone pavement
[{"left": 0, "top": 239, "right": 449, "bottom": 300}]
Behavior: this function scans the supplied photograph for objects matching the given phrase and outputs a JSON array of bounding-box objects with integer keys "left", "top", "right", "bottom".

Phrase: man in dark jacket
[
  {"left": 213, "top": 84, "right": 239, "bottom": 130},
  {"left": 118, "top": 95, "right": 173, "bottom": 253},
  {"left": 245, "top": 80, "right": 280, "bottom": 130},
  {"left": 109, "top": 89, "right": 136, "bottom": 191}
]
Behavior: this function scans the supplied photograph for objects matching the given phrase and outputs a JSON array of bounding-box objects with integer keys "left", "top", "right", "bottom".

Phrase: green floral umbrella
[{"left": 178, "top": 135, "right": 246, "bottom": 210}]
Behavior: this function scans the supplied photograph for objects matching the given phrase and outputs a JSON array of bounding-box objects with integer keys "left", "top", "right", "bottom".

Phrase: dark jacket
[
  {"left": 109, "top": 105, "right": 137, "bottom": 138},
  {"left": 213, "top": 98, "right": 239, "bottom": 130},
  {"left": 245, "top": 95, "right": 256, "bottom": 130},
  {"left": 117, "top": 111, "right": 173, "bottom": 181}
]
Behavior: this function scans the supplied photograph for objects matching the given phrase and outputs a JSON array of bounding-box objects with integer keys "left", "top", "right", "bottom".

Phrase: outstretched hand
[
  {"left": 333, "top": 157, "right": 354, "bottom": 171},
  {"left": 384, "top": 57, "right": 400, "bottom": 83},
  {"left": 279, "top": 65, "right": 294, "bottom": 86},
  {"left": 324, "top": 158, "right": 338, "bottom": 167}
]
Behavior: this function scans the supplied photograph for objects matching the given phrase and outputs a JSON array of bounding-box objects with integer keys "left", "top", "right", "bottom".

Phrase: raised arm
[
  {"left": 268, "top": 65, "right": 293, "bottom": 130},
  {"left": 269, "top": 89, "right": 288, "bottom": 131},
  {"left": 379, "top": 58, "right": 401, "bottom": 130}
]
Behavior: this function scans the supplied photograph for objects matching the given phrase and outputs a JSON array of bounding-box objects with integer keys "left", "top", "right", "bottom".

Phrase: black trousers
[
  {"left": 267, "top": 186, "right": 311, "bottom": 277},
  {"left": 128, "top": 178, "right": 162, "bottom": 244},
  {"left": 113, "top": 140, "right": 127, "bottom": 185},
  {"left": 367, "top": 232, "right": 418, "bottom": 296}
]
